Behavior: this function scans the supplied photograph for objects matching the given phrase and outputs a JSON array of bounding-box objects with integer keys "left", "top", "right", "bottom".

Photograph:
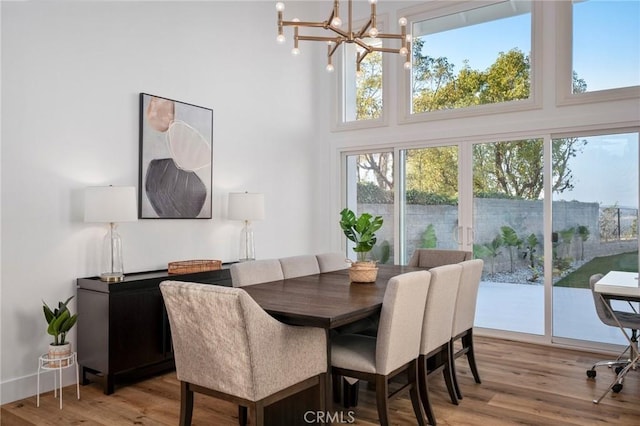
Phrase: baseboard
[{"left": 1, "top": 368, "right": 77, "bottom": 405}]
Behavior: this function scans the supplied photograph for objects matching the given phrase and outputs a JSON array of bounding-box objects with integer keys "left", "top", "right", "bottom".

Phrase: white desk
[{"left": 594, "top": 270, "right": 640, "bottom": 299}]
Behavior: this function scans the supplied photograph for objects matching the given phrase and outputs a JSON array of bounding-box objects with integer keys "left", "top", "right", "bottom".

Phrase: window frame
[
  {"left": 555, "top": 1, "right": 640, "bottom": 106},
  {"left": 397, "top": 0, "right": 543, "bottom": 124},
  {"left": 331, "top": 14, "right": 394, "bottom": 132}
]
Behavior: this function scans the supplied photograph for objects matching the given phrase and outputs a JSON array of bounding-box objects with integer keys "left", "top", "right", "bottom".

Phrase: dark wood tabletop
[{"left": 242, "top": 264, "right": 423, "bottom": 329}]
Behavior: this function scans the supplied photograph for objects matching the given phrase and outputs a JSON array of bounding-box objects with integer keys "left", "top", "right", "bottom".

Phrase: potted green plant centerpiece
[
  {"left": 43, "top": 296, "right": 78, "bottom": 367},
  {"left": 339, "top": 208, "right": 384, "bottom": 283}
]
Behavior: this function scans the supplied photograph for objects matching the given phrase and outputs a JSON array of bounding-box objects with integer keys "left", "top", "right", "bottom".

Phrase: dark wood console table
[{"left": 76, "top": 267, "right": 232, "bottom": 394}]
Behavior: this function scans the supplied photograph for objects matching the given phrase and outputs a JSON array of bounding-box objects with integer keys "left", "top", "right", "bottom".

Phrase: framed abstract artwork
[{"left": 139, "top": 93, "right": 213, "bottom": 219}]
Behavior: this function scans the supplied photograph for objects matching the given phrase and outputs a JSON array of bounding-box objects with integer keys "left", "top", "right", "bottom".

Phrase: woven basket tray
[{"left": 168, "top": 260, "right": 222, "bottom": 275}]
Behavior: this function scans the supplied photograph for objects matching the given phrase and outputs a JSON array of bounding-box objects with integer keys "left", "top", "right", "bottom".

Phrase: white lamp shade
[
  {"left": 84, "top": 186, "right": 138, "bottom": 223},
  {"left": 228, "top": 192, "right": 265, "bottom": 221}
]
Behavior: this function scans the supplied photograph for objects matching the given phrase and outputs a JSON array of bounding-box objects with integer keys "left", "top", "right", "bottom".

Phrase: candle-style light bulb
[
  {"left": 276, "top": 2, "right": 285, "bottom": 12},
  {"left": 276, "top": 34, "right": 286, "bottom": 44}
]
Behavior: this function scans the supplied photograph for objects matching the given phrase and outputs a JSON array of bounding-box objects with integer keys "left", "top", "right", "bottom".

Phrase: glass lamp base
[
  {"left": 239, "top": 221, "right": 256, "bottom": 262},
  {"left": 100, "top": 272, "right": 125, "bottom": 282}
]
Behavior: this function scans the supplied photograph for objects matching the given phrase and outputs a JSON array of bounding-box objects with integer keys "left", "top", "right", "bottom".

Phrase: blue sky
[
  {"left": 419, "top": 0, "right": 640, "bottom": 90},
  {"left": 554, "top": 133, "right": 639, "bottom": 208},
  {"left": 417, "top": 1, "right": 639, "bottom": 208}
]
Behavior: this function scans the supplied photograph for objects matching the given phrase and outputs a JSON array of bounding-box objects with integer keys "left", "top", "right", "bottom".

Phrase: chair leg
[
  {"left": 343, "top": 378, "right": 359, "bottom": 408},
  {"left": 418, "top": 355, "right": 437, "bottom": 426},
  {"left": 238, "top": 406, "right": 248, "bottom": 426},
  {"left": 443, "top": 343, "right": 459, "bottom": 405},
  {"left": 179, "top": 381, "right": 194, "bottom": 426},
  {"left": 408, "top": 360, "right": 427, "bottom": 426},
  {"left": 375, "top": 375, "right": 390, "bottom": 426},
  {"left": 450, "top": 340, "right": 463, "bottom": 400},
  {"left": 253, "top": 402, "right": 264, "bottom": 426},
  {"left": 463, "top": 331, "right": 482, "bottom": 384},
  {"left": 332, "top": 374, "right": 342, "bottom": 404}
]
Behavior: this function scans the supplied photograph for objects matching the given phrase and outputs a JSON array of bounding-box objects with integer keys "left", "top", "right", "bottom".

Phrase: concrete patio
[{"left": 476, "top": 281, "right": 634, "bottom": 346}]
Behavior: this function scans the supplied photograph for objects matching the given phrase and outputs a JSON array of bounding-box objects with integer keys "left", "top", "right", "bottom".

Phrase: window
[
  {"left": 410, "top": 1, "right": 532, "bottom": 114},
  {"left": 343, "top": 41, "right": 383, "bottom": 121},
  {"left": 572, "top": 0, "right": 640, "bottom": 93},
  {"left": 344, "top": 151, "right": 394, "bottom": 263}
]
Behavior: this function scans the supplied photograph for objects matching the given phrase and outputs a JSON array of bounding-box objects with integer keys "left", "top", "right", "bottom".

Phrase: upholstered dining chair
[
  {"left": 417, "top": 263, "right": 463, "bottom": 426},
  {"left": 316, "top": 252, "right": 349, "bottom": 273},
  {"left": 279, "top": 254, "right": 320, "bottom": 278},
  {"left": 408, "top": 248, "right": 472, "bottom": 269},
  {"left": 586, "top": 273, "right": 640, "bottom": 403},
  {"left": 450, "top": 259, "right": 484, "bottom": 400},
  {"left": 160, "top": 281, "right": 327, "bottom": 426},
  {"left": 230, "top": 259, "right": 283, "bottom": 287},
  {"left": 331, "top": 271, "right": 431, "bottom": 426}
]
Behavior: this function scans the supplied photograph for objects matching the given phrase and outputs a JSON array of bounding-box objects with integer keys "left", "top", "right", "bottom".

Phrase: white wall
[{"left": 0, "top": 1, "right": 331, "bottom": 403}]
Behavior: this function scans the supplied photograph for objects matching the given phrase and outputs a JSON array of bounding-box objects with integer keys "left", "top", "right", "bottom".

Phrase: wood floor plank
[{"left": 2, "top": 336, "right": 638, "bottom": 425}]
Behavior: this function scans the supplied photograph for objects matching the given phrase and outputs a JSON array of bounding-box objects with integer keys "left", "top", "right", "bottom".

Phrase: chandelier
[{"left": 276, "top": 0, "right": 411, "bottom": 73}]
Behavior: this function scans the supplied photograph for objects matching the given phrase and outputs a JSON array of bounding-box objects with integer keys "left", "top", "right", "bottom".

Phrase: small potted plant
[
  {"left": 43, "top": 296, "right": 78, "bottom": 367},
  {"left": 339, "top": 208, "right": 384, "bottom": 283}
]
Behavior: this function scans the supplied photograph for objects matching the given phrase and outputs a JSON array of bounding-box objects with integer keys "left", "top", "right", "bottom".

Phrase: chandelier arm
[
  {"left": 282, "top": 20, "right": 327, "bottom": 28},
  {"left": 328, "top": 42, "right": 341, "bottom": 57},
  {"left": 356, "top": 19, "right": 373, "bottom": 39},
  {"left": 297, "top": 35, "right": 341, "bottom": 43},
  {"left": 376, "top": 33, "right": 405, "bottom": 40},
  {"left": 357, "top": 50, "right": 370, "bottom": 66},
  {"left": 369, "top": 46, "right": 404, "bottom": 54},
  {"left": 353, "top": 38, "right": 373, "bottom": 53}
]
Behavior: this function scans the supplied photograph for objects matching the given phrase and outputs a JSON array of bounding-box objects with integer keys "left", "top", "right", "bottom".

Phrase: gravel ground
[{"left": 482, "top": 260, "right": 588, "bottom": 285}]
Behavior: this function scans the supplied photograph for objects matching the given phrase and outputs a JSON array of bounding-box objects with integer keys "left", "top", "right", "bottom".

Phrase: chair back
[
  {"left": 375, "top": 271, "right": 431, "bottom": 375},
  {"left": 160, "top": 282, "right": 271, "bottom": 400},
  {"left": 279, "top": 255, "right": 320, "bottom": 278},
  {"left": 589, "top": 273, "right": 616, "bottom": 326},
  {"left": 230, "top": 259, "right": 284, "bottom": 287},
  {"left": 452, "top": 259, "right": 484, "bottom": 337},
  {"left": 162, "top": 281, "right": 327, "bottom": 402},
  {"left": 420, "top": 264, "right": 463, "bottom": 355},
  {"left": 408, "top": 249, "right": 472, "bottom": 269},
  {"left": 316, "top": 252, "right": 349, "bottom": 273}
]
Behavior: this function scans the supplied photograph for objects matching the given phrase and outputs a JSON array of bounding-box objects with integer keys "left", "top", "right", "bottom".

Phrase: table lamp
[
  {"left": 84, "top": 186, "right": 138, "bottom": 282},
  {"left": 228, "top": 192, "right": 265, "bottom": 261}
]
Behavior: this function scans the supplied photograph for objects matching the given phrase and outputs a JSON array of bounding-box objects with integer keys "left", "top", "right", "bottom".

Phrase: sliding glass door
[
  {"left": 471, "top": 139, "right": 545, "bottom": 335},
  {"left": 400, "top": 145, "right": 460, "bottom": 264},
  {"left": 552, "top": 132, "right": 639, "bottom": 345}
]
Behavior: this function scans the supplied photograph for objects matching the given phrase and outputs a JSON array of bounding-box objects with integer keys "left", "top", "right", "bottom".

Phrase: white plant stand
[{"left": 37, "top": 352, "right": 80, "bottom": 409}]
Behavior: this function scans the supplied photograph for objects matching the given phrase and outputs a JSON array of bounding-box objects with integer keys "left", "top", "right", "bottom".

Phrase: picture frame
[{"left": 138, "top": 93, "right": 213, "bottom": 219}]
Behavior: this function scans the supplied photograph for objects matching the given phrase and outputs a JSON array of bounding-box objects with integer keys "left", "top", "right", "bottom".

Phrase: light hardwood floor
[{"left": 2, "top": 336, "right": 639, "bottom": 425}]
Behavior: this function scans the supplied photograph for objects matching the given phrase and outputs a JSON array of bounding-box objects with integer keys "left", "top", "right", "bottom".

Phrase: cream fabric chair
[
  {"left": 408, "top": 249, "right": 472, "bottom": 269},
  {"left": 230, "top": 259, "right": 284, "bottom": 287},
  {"left": 316, "top": 252, "right": 349, "bottom": 273},
  {"left": 331, "top": 271, "right": 430, "bottom": 426},
  {"left": 160, "top": 281, "right": 327, "bottom": 426},
  {"left": 450, "top": 259, "right": 484, "bottom": 400},
  {"left": 417, "top": 263, "right": 463, "bottom": 426},
  {"left": 279, "top": 254, "right": 320, "bottom": 278}
]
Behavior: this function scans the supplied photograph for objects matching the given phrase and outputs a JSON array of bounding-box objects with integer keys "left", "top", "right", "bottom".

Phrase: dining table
[{"left": 242, "top": 263, "right": 424, "bottom": 417}]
